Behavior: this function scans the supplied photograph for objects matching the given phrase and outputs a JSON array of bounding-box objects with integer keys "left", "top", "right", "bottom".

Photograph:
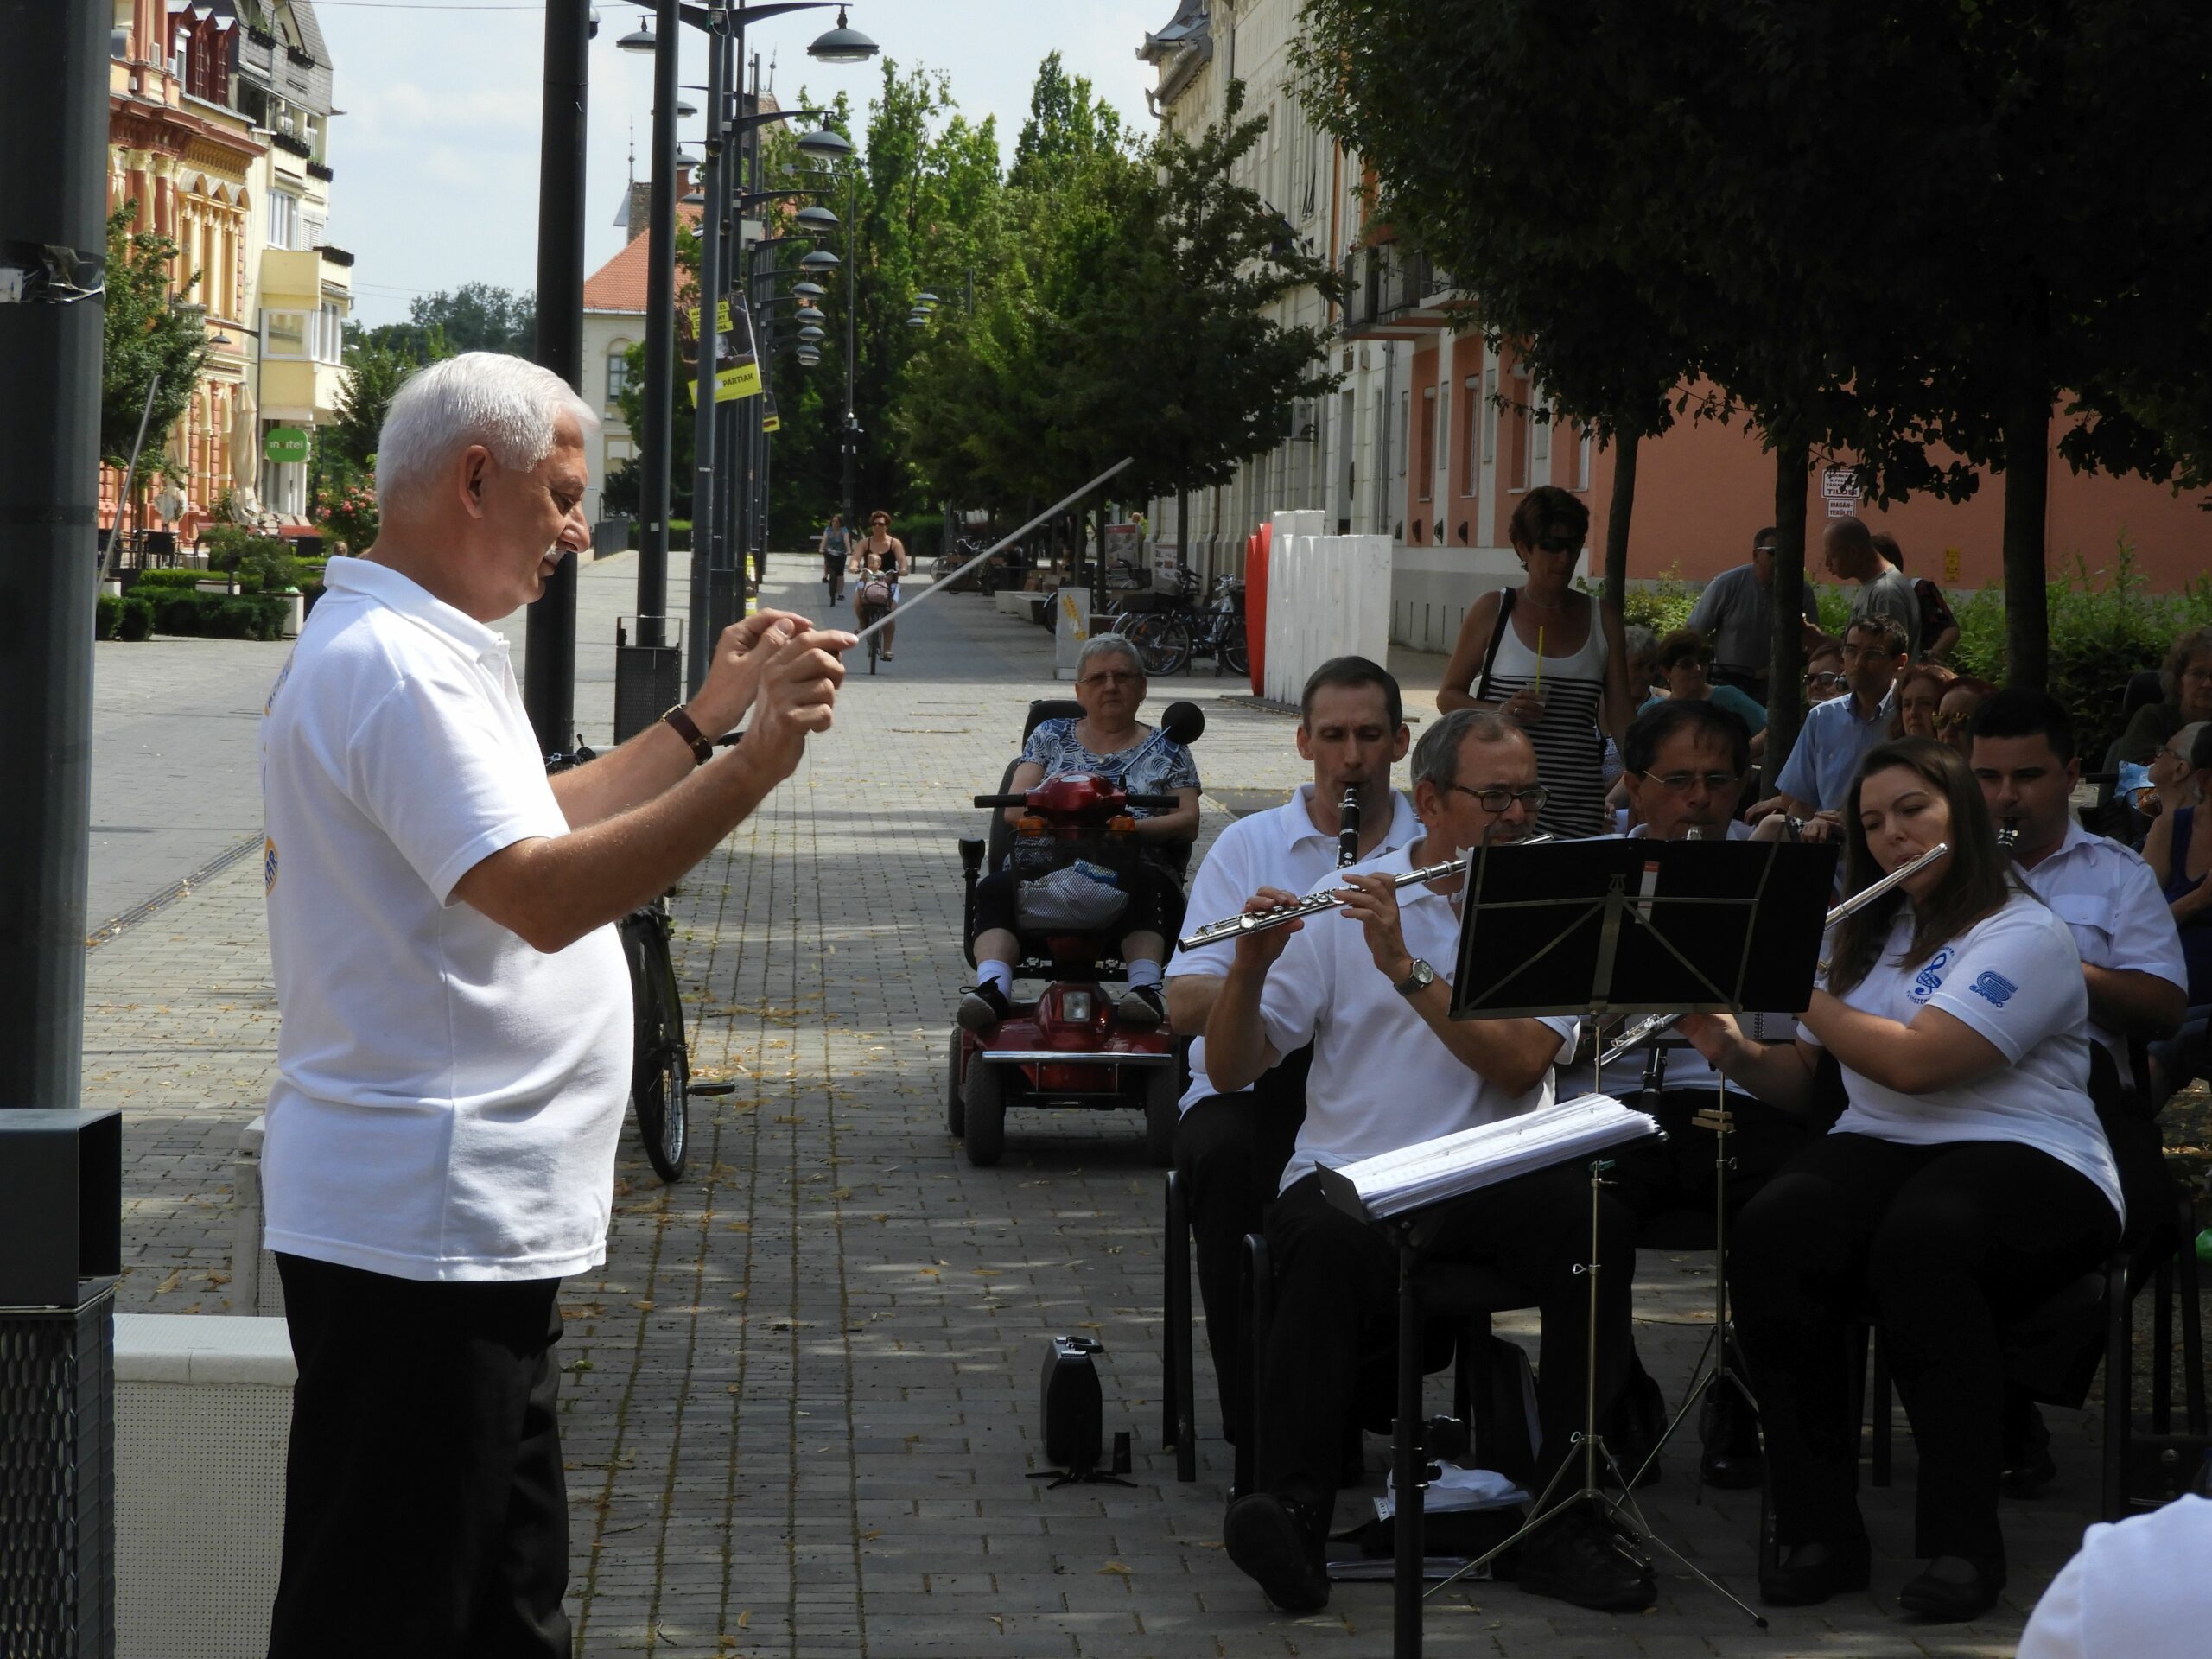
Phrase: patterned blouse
[{"left": 1020, "top": 718, "right": 1199, "bottom": 819}]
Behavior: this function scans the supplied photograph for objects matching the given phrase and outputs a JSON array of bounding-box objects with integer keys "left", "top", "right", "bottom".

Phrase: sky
[{"left": 313, "top": 0, "right": 1170, "bottom": 327}]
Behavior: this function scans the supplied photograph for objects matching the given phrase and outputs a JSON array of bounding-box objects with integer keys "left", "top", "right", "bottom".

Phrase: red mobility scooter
[{"left": 947, "top": 699, "right": 1204, "bottom": 1168}]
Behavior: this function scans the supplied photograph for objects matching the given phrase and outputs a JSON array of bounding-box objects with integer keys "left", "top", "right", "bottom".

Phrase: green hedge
[
  {"left": 97, "top": 594, "right": 155, "bottom": 641},
  {"left": 130, "top": 567, "right": 214, "bottom": 592},
  {"left": 95, "top": 593, "right": 120, "bottom": 639},
  {"left": 146, "top": 588, "right": 290, "bottom": 641},
  {"left": 890, "top": 512, "right": 943, "bottom": 562}
]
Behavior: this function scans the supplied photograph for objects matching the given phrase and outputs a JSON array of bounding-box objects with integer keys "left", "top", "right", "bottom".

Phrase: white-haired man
[{"left": 257, "top": 353, "right": 851, "bottom": 1657}]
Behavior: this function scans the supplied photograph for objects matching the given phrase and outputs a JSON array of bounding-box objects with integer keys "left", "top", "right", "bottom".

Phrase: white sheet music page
[{"left": 1332, "top": 1093, "right": 1662, "bottom": 1218}]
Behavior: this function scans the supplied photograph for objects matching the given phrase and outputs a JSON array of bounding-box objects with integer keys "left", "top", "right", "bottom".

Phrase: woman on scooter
[
  {"left": 849, "top": 510, "right": 908, "bottom": 659},
  {"left": 958, "top": 634, "right": 1202, "bottom": 1031}
]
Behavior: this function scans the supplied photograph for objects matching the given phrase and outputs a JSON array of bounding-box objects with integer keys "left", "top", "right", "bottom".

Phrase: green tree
[
  {"left": 327, "top": 340, "right": 412, "bottom": 471},
  {"left": 347, "top": 282, "right": 536, "bottom": 363},
  {"left": 100, "top": 204, "right": 210, "bottom": 473}
]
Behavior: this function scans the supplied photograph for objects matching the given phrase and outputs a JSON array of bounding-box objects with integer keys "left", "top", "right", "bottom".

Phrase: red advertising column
[{"left": 1245, "top": 522, "right": 1272, "bottom": 697}]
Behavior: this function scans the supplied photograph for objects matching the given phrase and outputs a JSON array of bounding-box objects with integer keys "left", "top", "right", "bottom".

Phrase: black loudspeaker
[{"left": 1039, "top": 1335, "right": 1103, "bottom": 1478}]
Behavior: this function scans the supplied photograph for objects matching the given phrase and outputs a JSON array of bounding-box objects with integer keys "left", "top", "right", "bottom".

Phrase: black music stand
[{"left": 1380, "top": 839, "right": 1833, "bottom": 1643}]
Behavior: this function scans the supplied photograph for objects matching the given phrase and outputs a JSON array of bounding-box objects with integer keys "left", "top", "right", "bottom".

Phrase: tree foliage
[
  {"left": 347, "top": 281, "right": 535, "bottom": 363},
  {"left": 100, "top": 204, "right": 211, "bottom": 473}
]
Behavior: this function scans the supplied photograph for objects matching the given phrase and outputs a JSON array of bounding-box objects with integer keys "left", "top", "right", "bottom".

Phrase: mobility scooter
[{"left": 947, "top": 698, "right": 1205, "bottom": 1168}]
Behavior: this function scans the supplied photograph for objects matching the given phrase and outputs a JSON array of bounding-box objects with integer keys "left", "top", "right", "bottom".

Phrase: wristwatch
[
  {"left": 1394, "top": 957, "right": 1436, "bottom": 998},
  {"left": 659, "top": 704, "right": 714, "bottom": 766}
]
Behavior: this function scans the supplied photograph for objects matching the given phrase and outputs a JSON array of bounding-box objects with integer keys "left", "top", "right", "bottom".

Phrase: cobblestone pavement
[{"left": 89, "top": 551, "right": 2104, "bottom": 1656}]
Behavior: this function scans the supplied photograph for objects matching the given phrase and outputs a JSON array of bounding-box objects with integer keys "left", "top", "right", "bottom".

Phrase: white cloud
[{"left": 313, "top": 0, "right": 1168, "bottom": 325}]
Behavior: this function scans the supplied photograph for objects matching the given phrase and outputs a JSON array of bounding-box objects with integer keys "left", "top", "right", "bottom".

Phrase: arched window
[{"left": 604, "top": 341, "right": 633, "bottom": 410}]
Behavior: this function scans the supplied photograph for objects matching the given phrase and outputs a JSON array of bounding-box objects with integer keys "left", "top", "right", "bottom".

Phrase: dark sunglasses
[{"left": 1532, "top": 535, "right": 1580, "bottom": 556}]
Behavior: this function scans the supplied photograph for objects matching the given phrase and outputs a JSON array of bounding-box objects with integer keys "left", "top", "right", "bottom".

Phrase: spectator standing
[
  {"left": 1437, "top": 486, "right": 1634, "bottom": 836},
  {"left": 1872, "top": 531, "right": 1960, "bottom": 662},
  {"left": 1768, "top": 615, "right": 1908, "bottom": 817},
  {"left": 1821, "top": 517, "right": 1920, "bottom": 661},
  {"left": 1893, "top": 662, "right": 1957, "bottom": 741},
  {"left": 1686, "top": 526, "right": 1818, "bottom": 696},
  {"left": 2141, "top": 722, "right": 2212, "bottom": 1103},
  {"left": 2118, "top": 626, "right": 2212, "bottom": 765}
]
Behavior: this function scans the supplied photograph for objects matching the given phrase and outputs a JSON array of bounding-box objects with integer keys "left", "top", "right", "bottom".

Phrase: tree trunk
[
  {"left": 1763, "top": 442, "right": 1810, "bottom": 797},
  {"left": 1602, "top": 427, "right": 1637, "bottom": 609},
  {"left": 2001, "top": 391, "right": 2051, "bottom": 690},
  {"left": 1176, "top": 485, "right": 1188, "bottom": 575}
]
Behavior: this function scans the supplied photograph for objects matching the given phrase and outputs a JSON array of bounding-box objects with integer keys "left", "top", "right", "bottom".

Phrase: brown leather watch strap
[{"left": 660, "top": 703, "right": 713, "bottom": 766}]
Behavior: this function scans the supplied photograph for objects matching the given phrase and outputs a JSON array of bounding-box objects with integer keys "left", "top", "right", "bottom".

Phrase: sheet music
[{"left": 1332, "top": 1093, "right": 1660, "bottom": 1218}]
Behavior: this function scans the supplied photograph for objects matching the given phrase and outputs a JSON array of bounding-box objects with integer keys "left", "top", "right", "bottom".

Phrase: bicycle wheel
[
  {"left": 626, "top": 912, "right": 690, "bottom": 1182},
  {"left": 1218, "top": 623, "right": 1249, "bottom": 679},
  {"left": 1122, "top": 612, "right": 1192, "bottom": 677}
]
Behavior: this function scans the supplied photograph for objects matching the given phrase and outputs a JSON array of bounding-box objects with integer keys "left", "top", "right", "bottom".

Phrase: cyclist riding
[
  {"left": 818, "top": 512, "right": 851, "bottom": 604},
  {"left": 849, "top": 509, "right": 908, "bottom": 661}
]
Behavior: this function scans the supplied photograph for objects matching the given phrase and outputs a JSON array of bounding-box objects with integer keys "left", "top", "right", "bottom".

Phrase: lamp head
[{"left": 805, "top": 5, "right": 879, "bottom": 66}]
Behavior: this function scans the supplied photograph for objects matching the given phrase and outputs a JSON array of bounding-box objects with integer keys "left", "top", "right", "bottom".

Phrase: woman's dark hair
[
  {"left": 1825, "top": 738, "right": 2011, "bottom": 995},
  {"left": 1506, "top": 486, "right": 1589, "bottom": 551},
  {"left": 868, "top": 509, "right": 892, "bottom": 526},
  {"left": 1655, "top": 627, "right": 1713, "bottom": 671}
]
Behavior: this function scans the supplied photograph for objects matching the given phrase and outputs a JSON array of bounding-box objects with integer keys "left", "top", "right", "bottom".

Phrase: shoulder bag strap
[{"left": 1473, "top": 584, "right": 1517, "bottom": 702}]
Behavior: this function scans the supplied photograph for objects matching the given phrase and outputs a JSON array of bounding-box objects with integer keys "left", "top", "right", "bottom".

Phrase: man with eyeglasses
[
  {"left": 1803, "top": 635, "right": 1847, "bottom": 704},
  {"left": 1206, "top": 709, "right": 1653, "bottom": 1616},
  {"left": 1761, "top": 615, "right": 1907, "bottom": 824},
  {"left": 1582, "top": 701, "right": 1831, "bottom": 1487},
  {"left": 1686, "top": 528, "right": 1820, "bottom": 696}
]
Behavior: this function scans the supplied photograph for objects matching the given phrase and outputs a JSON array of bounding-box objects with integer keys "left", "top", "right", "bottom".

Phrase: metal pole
[
  {"left": 686, "top": 13, "right": 729, "bottom": 696},
  {"left": 638, "top": 0, "right": 680, "bottom": 647},
  {"left": 526, "top": 0, "right": 588, "bottom": 753},
  {"left": 841, "top": 165, "right": 857, "bottom": 531},
  {"left": 99, "top": 375, "right": 160, "bottom": 582}
]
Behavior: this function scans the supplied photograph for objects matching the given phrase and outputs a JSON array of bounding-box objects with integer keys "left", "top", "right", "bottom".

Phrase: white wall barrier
[{"left": 1262, "top": 509, "right": 1393, "bottom": 707}]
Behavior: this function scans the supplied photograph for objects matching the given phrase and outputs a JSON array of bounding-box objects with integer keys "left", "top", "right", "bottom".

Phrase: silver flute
[
  {"left": 1594, "top": 839, "right": 1953, "bottom": 1065},
  {"left": 1177, "top": 831, "right": 1557, "bottom": 952}
]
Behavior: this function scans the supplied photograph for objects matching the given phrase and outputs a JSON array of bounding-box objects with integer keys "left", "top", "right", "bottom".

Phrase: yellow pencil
[{"left": 1533, "top": 626, "right": 1544, "bottom": 696}]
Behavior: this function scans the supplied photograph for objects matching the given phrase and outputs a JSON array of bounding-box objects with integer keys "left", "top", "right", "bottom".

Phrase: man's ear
[
  {"left": 1390, "top": 724, "right": 1411, "bottom": 763},
  {"left": 2064, "top": 754, "right": 2082, "bottom": 790},
  {"left": 458, "top": 446, "right": 493, "bottom": 517},
  {"left": 1294, "top": 724, "right": 1314, "bottom": 763}
]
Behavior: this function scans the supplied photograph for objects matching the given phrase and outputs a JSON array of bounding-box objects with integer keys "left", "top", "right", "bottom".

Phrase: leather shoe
[
  {"left": 1758, "top": 1535, "right": 1872, "bottom": 1606},
  {"left": 1898, "top": 1555, "right": 2004, "bottom": 1621},
  {"left": 1516, "top": 1509, "right": 1656, "bottom": 1612},
  {"left": 1224, "top": 1492, "right": 1329, "bottom": 1614},
  {"left": 956, "top": 982, "right": 1012, "bottom": 1032},
  {"left": 1697, "top": 1382, "right": 1764, "bottom": 1491}
]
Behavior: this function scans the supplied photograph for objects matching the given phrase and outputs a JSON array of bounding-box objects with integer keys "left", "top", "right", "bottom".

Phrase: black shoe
[
  {"left": 1698, "top": 1382, "right": 1764, "bottom": 1490},
  {"left": 1516, "top": 1508, "right": 1657, "bottom": 1612},
  {"left": 957, "top": 982, "right": 1012, "bottom": 1032},
  {"left": 1116, "top": 982, "right": 1166, "bottom": 1028},
  {"left": 1758, "top": 1535, "right": 1872, "bottom": 1607},
  {"left": 1898, "top": 1554, "right": 2005, "bottom": 1621},
  {"left": 1223, "top": 1492, "right": 1330, "bottom": 1614}
]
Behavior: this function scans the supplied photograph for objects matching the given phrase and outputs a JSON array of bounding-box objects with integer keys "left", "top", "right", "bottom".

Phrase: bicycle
[
  {"left": 853, "top": 564, "right": 896, "bottom": 673},
  {"left": 545, "top": 740, "right": 736, "bottom": 1182},
  {"left": 1110, "top": 570, "right": 1245, "bottom": 679}
]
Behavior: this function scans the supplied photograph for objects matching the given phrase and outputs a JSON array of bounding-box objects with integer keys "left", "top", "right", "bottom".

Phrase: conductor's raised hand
[
  {"left": 690, "top": 609, "right": 814, "bottom": 736},
  {"left": 744, "top": 626, "right": 854, "bottom": 780},
  {"left": 1230, "top": 887, "right": 1304, "bottom": 973},
  {"left": 1338, "top": 872, "right": 1412, "bottom": 982}
]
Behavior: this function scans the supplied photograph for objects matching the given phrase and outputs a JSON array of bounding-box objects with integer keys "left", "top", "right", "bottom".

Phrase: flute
[
  {"left": 1594, "top": 840, "right": 1953, "bottom": 1065},
  {"left": 1337, "top": 786, "right": 1361, "bottom": 869},
  {"left": 1177, "top": 832, "right": 1558, "bottom": 951}
]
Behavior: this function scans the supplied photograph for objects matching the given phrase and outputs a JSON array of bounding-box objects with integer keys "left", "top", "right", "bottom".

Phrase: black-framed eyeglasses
[
  {"left": 1639, "top": 770, "right": 1742, "bottom": 795},
  {"left": 1444, "top": 783, "right": 1549, "bottom": 813},
  {"left": 1532, "top": 535, "right": 1579, "bottom": 556},
  {"left": 1806, "top": 671, "right": 1847, "bottom": 690}
]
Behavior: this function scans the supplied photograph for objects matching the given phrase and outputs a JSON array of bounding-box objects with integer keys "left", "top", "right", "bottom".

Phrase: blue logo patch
[
  {"left": 263, "top": 836, "right": 279, "bottom": 896},
  {"left": 1909, "top": 948, "right": 1953, "bottom": 1003},
  {"left": 1970, "top": 970, "right": 2018, "bottom": 1007}
]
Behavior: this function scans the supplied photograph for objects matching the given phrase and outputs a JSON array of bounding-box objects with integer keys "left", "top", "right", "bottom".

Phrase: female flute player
[{"left": 1679, "top": 737, "right": 2121, "bottom": 1621}]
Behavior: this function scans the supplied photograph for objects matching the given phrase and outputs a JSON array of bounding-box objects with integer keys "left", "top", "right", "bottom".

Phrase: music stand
[{"left": 1414, "top": 838, "right": 1834, "bottom": 1631}]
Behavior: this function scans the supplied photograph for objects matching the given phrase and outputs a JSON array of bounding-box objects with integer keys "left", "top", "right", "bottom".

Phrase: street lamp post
[{"left": 685, "top": 16, "right": 731, "bottom": 696}]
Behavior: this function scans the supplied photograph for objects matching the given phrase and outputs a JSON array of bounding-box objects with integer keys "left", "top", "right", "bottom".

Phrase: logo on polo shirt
[
  {"left": 264, "top": 652, "right": 295, "bottom": 715},
  {"left": 1909, "top": 948, "right": 1953, "bottom": 1003},
  {"left": 264, "top": 836, "right": 279, "bottom": 895},
  {"left": 1970, "top": 969, "right": 2018, "bottom": 1007}
]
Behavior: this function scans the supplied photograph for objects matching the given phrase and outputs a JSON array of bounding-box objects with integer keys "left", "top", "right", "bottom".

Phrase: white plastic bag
[{"left": 1015, "top": 860, "right": 1129, "bottom": 931}]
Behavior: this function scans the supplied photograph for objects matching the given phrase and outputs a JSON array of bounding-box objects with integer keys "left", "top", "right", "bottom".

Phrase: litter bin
[{"left": 613, "top": 615, "right": 684, "bottom": 745}]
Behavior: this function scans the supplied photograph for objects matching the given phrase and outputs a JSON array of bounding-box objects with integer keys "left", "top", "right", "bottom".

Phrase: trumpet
[
  {"left": 1176, "top": 831, "right": 1558, "bottom": 952},
  {"left": 1594, "top": 840, "right": 1953, "bottom": 1066}
]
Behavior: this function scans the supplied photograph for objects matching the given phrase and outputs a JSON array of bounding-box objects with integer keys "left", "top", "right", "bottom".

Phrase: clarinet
[{"left": 1337, "top": 786, "right": 1361, "bottom": 869}]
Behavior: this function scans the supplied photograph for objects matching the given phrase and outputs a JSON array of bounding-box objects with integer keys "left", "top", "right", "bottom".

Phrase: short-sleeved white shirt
[
  {"left": 1800, "top": 890, "right": 2120, "bottom": 1219},
  {"left": 2012, "top": 821, "right": 2189, "bottom": 1091},
  {"left": 257, "top": 557, "right": 632, "bottom": 1282},
  {"left": 2017, "top": 1495, "right": 2212, "bottom": 1659},
  {"left": 1166, "top": 785, "right": 1420, "bottom": 1116},
  {"left": 1246, "top": 839, "right": 1577, "bottom": 1192}
]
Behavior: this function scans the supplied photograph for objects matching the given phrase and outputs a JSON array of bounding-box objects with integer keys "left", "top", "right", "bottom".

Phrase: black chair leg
[
  {"left": 1165, "top": 1172, "right": 1196, "bottom": 1483},
  {"left": 1392, "top": 1238, "right": 1424, "bottom": 1659},
  {"left": 2104, "top": 1253, "right": 2132, "bottom": 1522},
  {"left": 2177, "top": 1199, "right": 2207, "bottom": 1436},
  {"left": 2153, "top": 1252, "right": 2174, "bottom": 1436}
]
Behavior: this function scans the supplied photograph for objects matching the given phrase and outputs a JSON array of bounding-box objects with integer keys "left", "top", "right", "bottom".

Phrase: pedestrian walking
[{"left": 1686, "top": 526, "right": 1818, "bottom": 696}]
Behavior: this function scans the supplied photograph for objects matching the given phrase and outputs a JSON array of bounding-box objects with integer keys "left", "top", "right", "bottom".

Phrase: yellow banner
[{"left": 684, "top": 297, "right": 762, "bottom": 405}]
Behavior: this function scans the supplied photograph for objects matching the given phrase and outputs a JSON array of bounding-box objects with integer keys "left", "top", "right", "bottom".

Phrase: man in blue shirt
[{"left": 1771, "top": 614, "right": 1906, "bottom": 817}]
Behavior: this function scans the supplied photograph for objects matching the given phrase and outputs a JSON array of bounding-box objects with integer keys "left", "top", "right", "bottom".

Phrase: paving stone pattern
[{"left": 87, "top": 552, "right": 2094, "bottom": 1656}]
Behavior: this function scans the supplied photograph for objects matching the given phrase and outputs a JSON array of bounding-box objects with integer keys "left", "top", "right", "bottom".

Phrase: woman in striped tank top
[{"left": 1437, "top": 487, "right": 1633, "bottom": 837}]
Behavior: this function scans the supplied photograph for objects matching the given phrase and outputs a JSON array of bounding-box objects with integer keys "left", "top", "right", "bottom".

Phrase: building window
[
  {"left": 1532, "top": 391, "right": 1552, "bottom": 466},
  {"left": 1463, "top": 376, "right": 1481, "bottom": 490},
  {"left": 269, "top": 191, "right": 302, "bottom": 251},
  {"left": 605, "top": 344, "right": 632, "bottom": 409},
  {"left": 316, "top": 302, "right": 345, "bottom": 365},
  {"left": 1481, "top": 367, "right": 1498, "bottom": 464},
  {"left": 264, "top": 310, "right": 309, "bottom": 359},
  {"left": 1417, "top": 386, "right": 1437, "bottom": 502},
  {"left": 1577, "top": 426, "right": 1594, "bottom": 490},
  {"left": 1396, "top": 391, "right": 1409, "bottom": 479}
]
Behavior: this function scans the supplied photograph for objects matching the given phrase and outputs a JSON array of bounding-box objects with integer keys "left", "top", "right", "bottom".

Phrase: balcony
[
  {"left": 1338, "top": 241, "right": 1467, "bottom": 340},
  {"left": 260, "top": 245, "right": 351, "bottom": 306}
]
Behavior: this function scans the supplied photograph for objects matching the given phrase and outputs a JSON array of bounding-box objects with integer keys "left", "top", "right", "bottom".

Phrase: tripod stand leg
[{"left": 1393, "top": 1235, "right": 1424, "bottom": 1658}]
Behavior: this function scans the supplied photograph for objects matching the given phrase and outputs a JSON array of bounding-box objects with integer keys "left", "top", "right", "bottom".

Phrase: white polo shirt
[
  {"left": 258, "top": 556, "right": 632, "bottom": 1282},
  {"left": 1166, "top": 784, "right": 1419, "bottom": 1116},
  {"left": 2012, "top": 820, "right": 2189, "bottom": 1091},
  {"left": 2018, "top": 1495, "right": 2212, "bottom": 1659},
  {"left": 1801, "top": 890, "right": 2120, "bottom": 1220},
  {"left": 1248, "top": 839, "right": 1577, "bottom": 1192}
]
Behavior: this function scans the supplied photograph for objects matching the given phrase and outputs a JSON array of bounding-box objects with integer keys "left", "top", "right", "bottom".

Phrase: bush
[
  {"left": 891, "top": 512, "right": 943, "bottom": 562},
  {"left": 130, "top": 567, "right": 213, "bottom": 591},
  {"left": 118, "top": 595, "right": 155, "bottom": 641},
  {"left": 668, "top": 519, "right": 692, "bottom": 552},
  {"left": 95, "top": 592, "right": 121, "bottom": 640},
  {"left": 146, "top": 588, "right": 288, "bottom": 641}
]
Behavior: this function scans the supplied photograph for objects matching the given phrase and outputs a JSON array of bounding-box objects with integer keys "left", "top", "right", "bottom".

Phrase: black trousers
[
  {"left": 270, "top": 1255, "right": 570, "bottom": 1659},
  {"left": 1731, "top": 1135, "right": 2119, "bottom": 1567},
  {"left": 1173, "top": 1046, "right": 1312, "bottom": 1444},
  {"left": 1606, "top": 1086, "right": 1820, "bottom": 1230},
  {"left": 1255, "top": 1164, "right": 1635, "bottom": 1529}
]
